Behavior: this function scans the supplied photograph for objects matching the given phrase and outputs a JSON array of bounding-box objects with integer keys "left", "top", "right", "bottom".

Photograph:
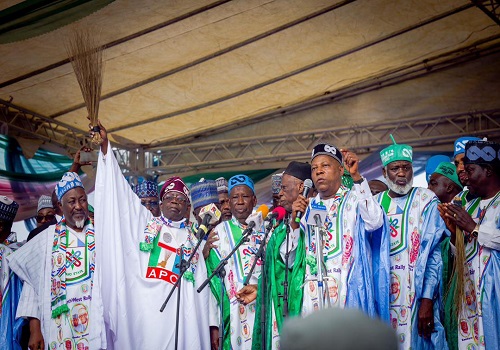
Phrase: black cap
[
  {"left": 464, "top": 141, "right": 500, "bottom": 166},
  {"left": 283, "top": 161, "right": 311, "bottom": 181},
  {"left": 311, "top": 143, "right": 343, "bottom": 165}
]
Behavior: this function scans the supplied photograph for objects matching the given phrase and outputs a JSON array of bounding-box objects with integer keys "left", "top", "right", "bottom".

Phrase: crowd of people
[{"left": 0, "top": 122, "right": 499, "bottom": 350}]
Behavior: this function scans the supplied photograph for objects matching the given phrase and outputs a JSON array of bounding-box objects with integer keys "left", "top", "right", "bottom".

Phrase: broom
[{"left": 66, "top": 25, "right": 104, "bottom": 145}]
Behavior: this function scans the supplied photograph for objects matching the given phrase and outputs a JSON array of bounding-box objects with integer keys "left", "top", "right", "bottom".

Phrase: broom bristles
[{"left": 66, "top": 25, "right": 103, "bottom": 127}]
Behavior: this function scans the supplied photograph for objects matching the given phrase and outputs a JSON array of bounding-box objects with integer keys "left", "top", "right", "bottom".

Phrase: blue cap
[
  {"left": 425, "top": 155, "right": 451, "bottom": 182},
  {"left": 190, "top": 179, "right": 219, "bottom": 210},
  {"left": 134, "top": 180, "right": 159, "bottom": 199},
  {"left": 228, "top": 174, "right": 255, "bottom": 194},
  {"left": 454, "top": 136, "right": 482, "bottom": 158}
]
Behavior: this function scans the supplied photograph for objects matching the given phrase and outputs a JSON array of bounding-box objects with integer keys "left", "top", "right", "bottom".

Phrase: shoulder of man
[{"left": 27, "top": 218, "right": 57, "bottom": 241}]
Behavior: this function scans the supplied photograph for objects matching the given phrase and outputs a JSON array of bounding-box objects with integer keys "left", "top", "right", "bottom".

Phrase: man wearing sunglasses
[
  {"left": 134, "top": 180, "right": 161, "bottom": 217},
  {"left": 35, "top": 195, "right": 56, "bottom": 227},
  {"left": 27, "top": 192, "right": 62, "bottom": 242}
]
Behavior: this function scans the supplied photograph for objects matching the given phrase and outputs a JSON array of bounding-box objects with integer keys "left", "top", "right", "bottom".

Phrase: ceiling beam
[
  {"left": 134, "top": 109, "right": 500, "bottom": 178},
  {"left": 0, "top": 98, "right": 89, "bottom": 153},
  {"left": 472, "top": 0, "right": 500, "bottom": 25}
]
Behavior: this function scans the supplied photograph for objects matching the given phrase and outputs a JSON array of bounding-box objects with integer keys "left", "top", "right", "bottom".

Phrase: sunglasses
[
  {"left": 36, "top": 214, "right": 56, "bottom": 223},
  {"left": 141, "top": 200, "right": 159, "bottom": 208}
]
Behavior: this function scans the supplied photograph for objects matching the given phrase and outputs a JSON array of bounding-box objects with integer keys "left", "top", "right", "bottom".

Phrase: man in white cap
[
  {"left": 0, "top": 195, "right": 25, "bottom": 350},
  {"left": 34, "top": 195, "right": 56, "bottom": 228},
  {"left": 7, "top": 173, "right": 106, "bottom": 350},
  {"left": 216, "top": 177, "right": 232, "bottom": 222}
]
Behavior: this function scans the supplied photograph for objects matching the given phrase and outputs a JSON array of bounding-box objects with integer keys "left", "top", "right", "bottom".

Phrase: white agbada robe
[
  {"left": 458, "top": 192, "right": 500, "bottom": 349},
  {"left": 7, "top": 224, "right": 106, "bottom": 350},
  {"left": 95, "top": 143, "right": 215, "bottom": 350}
]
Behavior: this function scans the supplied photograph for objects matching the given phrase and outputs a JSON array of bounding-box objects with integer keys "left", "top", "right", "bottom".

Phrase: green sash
[
  {"left": 252, "top": 222, "right": 306, "bottom": 350},
  {"left": 205, "top": 220, "right": 243, "bottom": 350}
]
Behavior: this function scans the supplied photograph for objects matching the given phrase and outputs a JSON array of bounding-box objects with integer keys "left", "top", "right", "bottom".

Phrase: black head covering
[{"left": 283, "top": 161, "right": 311, "bottom": 181}]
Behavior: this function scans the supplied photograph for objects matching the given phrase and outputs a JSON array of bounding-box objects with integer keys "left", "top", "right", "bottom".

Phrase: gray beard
[
  {"left": 75, "top": 219, "right": 86, "bottom": 229},
  {"left": 385, "top": 176, "right": 413, "bottom": 195}
]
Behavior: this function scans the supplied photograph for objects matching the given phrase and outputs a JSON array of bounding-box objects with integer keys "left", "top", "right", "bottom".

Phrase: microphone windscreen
[
  {"left": 199, "top": 203, "right": 222, "bottom": 225},
  {"left": 272, "top": 206, "right": 287, "bottom": 221},
  {"left": 256, "top": 204, "right": 269, "bottom": 219}
]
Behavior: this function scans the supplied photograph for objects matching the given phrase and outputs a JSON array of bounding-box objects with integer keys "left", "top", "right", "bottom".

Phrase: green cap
[
  {"left": 433, "top": 162, "right": 463, "bottom": 188},
  {"left": 380, "top": 135, "right": 413, "bottom": 167}
]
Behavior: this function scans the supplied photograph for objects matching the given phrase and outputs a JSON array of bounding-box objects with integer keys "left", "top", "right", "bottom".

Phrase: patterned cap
[
  {"left": 160, "top": 176, "right": 190, "bottom": 202},
  {"left": 380, "top": 135, "right": 413, "bottom": 167},
  {"left": 134, "top": 180, "right": 159, "bottom": 199},
  {"left": 454, "top": 136, "right": 482, "bottom": 158},
  {"left": 215, "top": 177, "right": 228, "bottom": 194},
  {"left": 464, "top": 141, "right": 500, "bottom": 166},
  {"left": 271, "top": 173, "right": 283, "bottom": 194},
  {"left": 191, "top": 178, "right": 219, "bottom": 210},
  {"left": 284, "top": 161, "right": 311, "bottom": 181},
  {"left": 433, "top": 162, "right": 463, "bottom": 188},
  {"left": 228, "top": 174, "right": 255, "bottom": 194},
  {"left": 311, "top": 143, "right": 343, "bottom": 165},
  {"left": 37, "top": 195, "right": 53, "bottom": 213},
  {"left": 425, "top": 155, "right": 451, "bottom": 183},
  {"left": 0, "top": 196, "right": 19, "bottom": 222},
  {"left": 56, "top": 172, "right": 84, "bottom": 201}
]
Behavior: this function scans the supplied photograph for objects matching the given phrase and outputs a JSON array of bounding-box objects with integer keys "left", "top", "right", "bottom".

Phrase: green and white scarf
[{"left": 50, "top": 218, "right": 95, "bottom": 318}]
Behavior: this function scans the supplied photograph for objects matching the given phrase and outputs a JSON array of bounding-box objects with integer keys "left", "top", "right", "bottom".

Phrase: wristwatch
[
  {"left": 353, "top": 177, "right": 364, "bottom": 185},
  {"left": 470, "top": 224, "right": 480, "bottom": 239}
]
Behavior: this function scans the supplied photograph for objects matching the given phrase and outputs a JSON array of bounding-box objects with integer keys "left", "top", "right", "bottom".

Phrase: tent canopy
[{"left": 0, "top": 0, "right": 499, "bottom": 180}]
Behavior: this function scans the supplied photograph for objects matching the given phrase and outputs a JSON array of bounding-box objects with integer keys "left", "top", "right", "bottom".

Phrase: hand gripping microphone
[
  {"left": 242, "top": 204, "right": 269, "bottom": 236},
  {"left": 196, "top": 203, "right": 221, "bottom": 239},
  {"left": 295, "top": 179, "right": 313, "bottom": 223}
]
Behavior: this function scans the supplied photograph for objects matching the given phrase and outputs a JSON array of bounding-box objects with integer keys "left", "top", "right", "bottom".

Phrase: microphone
[
  {"left": 295, "top": 179, "right": 313, "bottom": 223},
  {"left": 242, "top": 204, "right": 269, "bottom": 236},
  {"left": 196, "top": 203, "right": 221, "bottom": 239},
  {"left": 266, "top": 206, "right": 287, "bottom": 222}
]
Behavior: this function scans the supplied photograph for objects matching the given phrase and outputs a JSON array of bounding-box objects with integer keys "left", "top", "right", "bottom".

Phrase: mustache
[{"left": 385, "top": 176, "right": 413, "bottom": 195}]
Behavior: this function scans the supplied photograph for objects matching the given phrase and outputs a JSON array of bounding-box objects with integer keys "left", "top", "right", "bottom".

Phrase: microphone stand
[
  {"left": 174, "top": 246, "right": 187, "bottom": 350},
  {"left": 282, "top": 216, "right": 291, "bottom": 318},
  {"left": 243, "top": 219, "right": 274, "bottom": 286},
  {"left": 159, "top": 223, "right": 208, "bottom": 350},
  {"left": 313, "top": 214, "right": 331, "bottom": 309},
  {"left": 197, "top": 227, "right": 255, "bottom": 350}
]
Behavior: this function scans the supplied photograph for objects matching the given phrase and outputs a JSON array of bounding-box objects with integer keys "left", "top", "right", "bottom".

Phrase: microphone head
[
  {"left": 304, "top": 178, "right": 313, "bottom": 190},
  {"left": 199, "top": 203, "right": 222, "bottom": 225},
  {"left": 245, "top": 208, "right": 266, "bottom": 232},
  {"left": 271, "top": 206, "right": 287, "bottom": 221},
  {"left": 256, "top": 204, "right": 270, "bottom": 219}
]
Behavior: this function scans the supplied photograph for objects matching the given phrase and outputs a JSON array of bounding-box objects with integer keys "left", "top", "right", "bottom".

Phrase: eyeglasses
[
  {"left": 36, "top": 214, "right": 56, "bottom": 223},
  {"left": 141, "top": 200, "right": 159, "bottom": 208},
  {"left": 162, "top": 194, "right": 188, "bottom": 204}
]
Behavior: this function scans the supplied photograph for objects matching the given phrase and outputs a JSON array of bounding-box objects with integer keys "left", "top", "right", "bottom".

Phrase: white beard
[
  {"left": 385, "top": 176, "right": 413, "bottom": 195},
  {"left": 75, "top": 219, "right": 86, "bottom": 229}
]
